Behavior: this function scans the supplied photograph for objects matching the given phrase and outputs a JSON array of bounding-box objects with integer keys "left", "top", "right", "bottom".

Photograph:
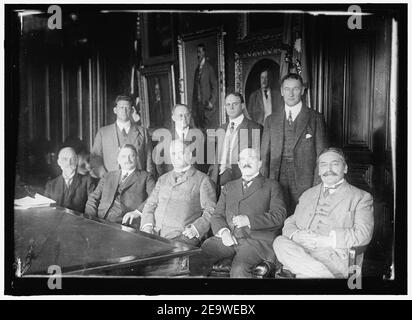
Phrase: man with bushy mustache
[
  {"left": 273, "top": 147, "right": 374, "bottom": 278},
  {"left": 193, "top": 148, "right": 286, "bottom": 278}
]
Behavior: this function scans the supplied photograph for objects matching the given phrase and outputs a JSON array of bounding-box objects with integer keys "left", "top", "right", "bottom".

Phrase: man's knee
[{"left": 273, "top": 235, "right": 291, "bottom": 254}]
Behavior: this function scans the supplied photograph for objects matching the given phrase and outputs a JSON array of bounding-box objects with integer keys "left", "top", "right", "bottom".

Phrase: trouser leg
[
  {"left": 190, "top": 236, "right": 235, "bottom": 276},
  {"left": 273, "top": 235, "right": 335, "bottom": 278},
  {"left": 230, "top": 242, "right": 263, "bottom": 278}
]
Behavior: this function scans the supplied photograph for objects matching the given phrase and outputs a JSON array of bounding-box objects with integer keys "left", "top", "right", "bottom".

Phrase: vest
[{"left": 308, "top": 187, "right": 340, "bottom": 236}]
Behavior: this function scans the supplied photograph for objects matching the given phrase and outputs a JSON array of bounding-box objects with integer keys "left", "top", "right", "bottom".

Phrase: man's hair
[
  {"left": 115, "top": 95, "right": 133, "bottom": 106},
  {"left": 172, "top": 104, "right": 191, "bottom": 115},
  {"left": 197, "top": 43, "right": 206, "bottom": 52},
  {"left": 118, "top": 144, "right": 138, "bottom": 156},
  {"left": 317, "top": 147, "right": 347, "bottom": 165},
  {"left": 280, "top": 73, "right": 304, "bottom": 86},
  {"left": 225, "top": 92, "right": 245, "bottom": 104}
]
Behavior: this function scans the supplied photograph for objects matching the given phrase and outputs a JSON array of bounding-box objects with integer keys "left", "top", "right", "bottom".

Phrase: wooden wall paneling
[
  {"left": 45, "top": 65, "right": 51, "bottom": 141},
  {"left": 61, "top": 63, "right": 68, "bottom": 143},
  {"left": 67, "top": 60, "right": 80, "bottom": 139},
  {"left": 48, "top": 60, "right": 63, "bottom": 147},
  {"left": 343, "top": 33, "right": 374, "bottom": 151}
]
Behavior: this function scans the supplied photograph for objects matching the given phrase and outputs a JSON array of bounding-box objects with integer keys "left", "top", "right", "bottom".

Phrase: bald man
[
  {"left": 44, "top": 147, "right": 96, "bottom": 212},
  {"left": 192, "top": 148, "right": 286, "bottom": 278}
]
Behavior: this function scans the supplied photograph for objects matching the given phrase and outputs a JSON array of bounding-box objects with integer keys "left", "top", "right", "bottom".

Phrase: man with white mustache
[
  {"left": 44, "top": 147, "right": 96, "bottom": 213},
  {"left": 273, "top": 147, "right": 374, "bottom": 278}
]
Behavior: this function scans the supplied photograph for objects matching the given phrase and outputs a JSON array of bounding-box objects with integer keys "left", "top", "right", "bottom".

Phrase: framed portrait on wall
[
  {"left": 177, "top": 28, "right": 226, "bottom": 128},
  {"left": 141, "top": 12, "right": 176, "bottom": 65},
  {"left": 138, "top": 64, "right": 176, "bottom": 131}
]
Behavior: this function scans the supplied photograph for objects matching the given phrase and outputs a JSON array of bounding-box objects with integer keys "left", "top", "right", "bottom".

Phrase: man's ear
[
  {"left": 113, "top": 107, "right": 117, "bottom": 115},
  {"left": 344, "top": 164, "right": 348, "bottom": 174}
]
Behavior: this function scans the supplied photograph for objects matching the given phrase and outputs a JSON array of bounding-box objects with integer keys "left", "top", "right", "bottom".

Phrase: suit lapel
[
  {"left": 110, "top": 123, "right": 120, "bottom": 149},
  {"left": 128, "top": 124, "right": 141, "bottom": 144},
  {"left": 270, "top": 107, "right": 285, "bottom": 160},
  {"left": 229, "top": 178, "right": 244, "bottom": 217},
  {"left": 66, "top": 173, "right": 81, "bottom": 201},
  {"left": 326, "top": 180, "right": 352, "bottom": 213},
  {"left": 304, "top": 184, "right": 322, "bottom": 229},
  {"left": 120, "top": 170, "right": 139, "bottom": 192},
  {"left": 56, "top": 176, "right": 65, "bottom": 205},
  {"left": 216, "top": 123, "right": 228, "bottom": 164},
  {"left": 292, "top": 105, "right": 311, "bottom": 149},
  {"left": 107, "top": 171, "right": 121, "bottom": 200},
  {"left": 241, "top": 174, "right": 264, "bottom": 200}
]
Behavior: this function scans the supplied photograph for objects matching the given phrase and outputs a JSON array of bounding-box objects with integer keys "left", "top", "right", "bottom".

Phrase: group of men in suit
[{"left": 43, "top": 72, "right": 374, "bottom": 279}]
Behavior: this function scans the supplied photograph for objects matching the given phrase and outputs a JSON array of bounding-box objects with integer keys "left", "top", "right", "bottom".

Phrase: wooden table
[{"left": 14, "top": 206, "right": 200, "bottom": 277}]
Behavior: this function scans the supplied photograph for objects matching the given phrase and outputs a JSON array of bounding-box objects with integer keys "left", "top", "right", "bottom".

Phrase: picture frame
[
  {"left": 138, "top": 64, "right": 176, "bottom": 130},
  {"left": 177, "top": 28, "right": 226, "bottom": 127},
  {"left": 141, "top": 12, "right": 176, "bottom": 66}
]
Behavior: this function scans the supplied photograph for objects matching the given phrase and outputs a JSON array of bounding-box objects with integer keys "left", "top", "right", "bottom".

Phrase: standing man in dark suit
[
  {"left": 192, "top": 43, "right": 218, "bottom": 129},
  {"left": 44, "top": 147, "right": 96, "bottom": 213},
  {"left": 247, "top": 69, "right": 282, "bottom": 126},
  {"left": 192, "top": 148, "right": 287, "bottom": 278},
  {"left": 90, "top": 95, "right": 154, "bottom": 178},
  {"left": 261, "top": 73, "right": 328, "bottom": 215},
  {"left": 209, "top": 92, "right": 262, "bottom": 187},
  {"left": 85, "top": 144, "right": 156, "bottom": 227}
]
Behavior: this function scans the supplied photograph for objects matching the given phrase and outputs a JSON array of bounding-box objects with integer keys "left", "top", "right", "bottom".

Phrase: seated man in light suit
[
  {"left": 132, "top": 139, "right": 216, "bottom": 246},
  {"left": 45, "top": 147, "right": 96, "bottom": 213},
  {"left": 273, "top": 147, "right": 374, "bottom": 278},
  {"left": 85, "top": 144, "right": 156, "bottom": 227},
  {"left": 193, "top": 148, "right": 287, "bottom": 278}
]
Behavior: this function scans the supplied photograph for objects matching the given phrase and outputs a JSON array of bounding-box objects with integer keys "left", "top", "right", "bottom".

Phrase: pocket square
[{"left": 305, "top": 133, "right": 312, "bottom": 139}]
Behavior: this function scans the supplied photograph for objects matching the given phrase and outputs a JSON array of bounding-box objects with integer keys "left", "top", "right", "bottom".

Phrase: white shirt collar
[
  {"left": 117, "top": 120, "right": 131, "bottom": 133},
  {"left": 228, "top": 114, "right": 244, "bottom": 130},
  {"left": 175, "top": 126, "right": 189, "bottom": 140},
  {"left": 284, "top": 101, "right": 303, "bottom": 121},
  {"left": 242, "top": 171, "right": 260, "bottom": 182},
  {"left": 199, "top": 57, "right": 205, "bottom": 68},
  {"left": 62, "top": 171, "right": 75, "bottom": 181},
  {"left": 121, "top": 168, "right": 135, "bottom": 177},
  {"left": 174, "top": 165, "right": 191, "bottom": 173},
  {"left": 323, "top": 178, "right": 345, "bottom": 190},
  {"left": 262, "top": 88, "right": 270, "bottom": 93}
]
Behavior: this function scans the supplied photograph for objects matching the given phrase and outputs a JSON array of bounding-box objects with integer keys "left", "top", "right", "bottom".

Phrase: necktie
[
  {"left": 323, "top": 185, "right": 339, "bottom": 198},
  {"left": 229, "top": 122, "right": 235, "bottom": 135},
  {"left": 264, "top": 89, "right": 268, "bottom": 99},
  {"left": 122, "top": 128, "right": 127, "bottom": 138},
  {"left": 288, "top": 110, "right": 293, "bottom": 126},
  {"left": 242, "top": 179, "right": 251, "bottom": 191},
  {"left": 174, "top": 171, "right": 185, "bottom": 183}
]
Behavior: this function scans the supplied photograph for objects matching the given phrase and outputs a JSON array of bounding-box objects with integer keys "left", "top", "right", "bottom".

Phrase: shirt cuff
[
  {"left": 140, "top": 223, "right": 153, "bottom": 231},
  {"left": 216, "top": 228, "right": 230, "bottom": 238},
  {"left": 289, "top": 230, "right": 299, "bottom": 240},
  {"left": 190, "top": 224, "right": 200, "bottom": 239}
]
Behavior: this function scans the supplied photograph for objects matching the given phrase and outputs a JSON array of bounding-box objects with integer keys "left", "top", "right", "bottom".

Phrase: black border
[{"left": 4, "top": 3, "right": 407, "bottom": 296}]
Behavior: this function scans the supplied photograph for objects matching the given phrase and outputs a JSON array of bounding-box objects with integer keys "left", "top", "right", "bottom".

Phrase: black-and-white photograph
[{"left": 4, "top": 2, "right": 407, "bottom": 297}]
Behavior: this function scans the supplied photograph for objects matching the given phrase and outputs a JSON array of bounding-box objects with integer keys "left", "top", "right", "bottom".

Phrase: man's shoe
[{"left": 252, "top": 260, "right": 277, "bottom": 278}]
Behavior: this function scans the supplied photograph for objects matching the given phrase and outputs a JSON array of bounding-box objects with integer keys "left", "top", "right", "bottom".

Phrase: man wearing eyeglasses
[
  {"left": 90, "top": 95, "right": 154, "bottom": 178},
  {"left": 209, "top": 92, "right": 262, "bottom": 188},
  {"left": 153, "top": 104, "right": 208, "bottom": 177}
]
